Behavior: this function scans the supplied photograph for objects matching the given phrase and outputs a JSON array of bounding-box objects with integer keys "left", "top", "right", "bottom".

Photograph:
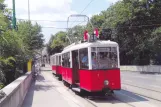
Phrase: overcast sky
[{"left": 5, "top": 0, "right": 120, "bottom": 43}]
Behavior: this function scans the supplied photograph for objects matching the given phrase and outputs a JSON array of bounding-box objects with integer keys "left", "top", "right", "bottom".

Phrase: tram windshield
[{"left": 91, "top": 47, "right": 118, "bottom": 69}]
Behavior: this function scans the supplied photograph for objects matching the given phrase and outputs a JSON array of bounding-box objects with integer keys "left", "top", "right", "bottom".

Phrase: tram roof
[
  {"left": 50, "top": 53, "right": 62, "bottom": 57},
  {"left": 62, "top": 40, "right": 118, "bottom": 53}
]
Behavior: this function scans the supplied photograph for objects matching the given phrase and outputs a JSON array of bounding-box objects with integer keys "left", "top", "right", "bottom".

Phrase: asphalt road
[
  {"left": 121, "top": 71, "right": 161, "bottom": 91},
  {"left": 121, "top": 71, "right": 161, "bottom": 106},
  {"left": 22, "top": 69, "right": 160, "bottom": 107}
]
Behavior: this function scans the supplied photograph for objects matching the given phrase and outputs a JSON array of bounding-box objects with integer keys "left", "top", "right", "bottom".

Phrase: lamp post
[
  {"left": 28, "top": 0, "right": 30, "bottom": 21},
  {"left": 28, "top": 0, "right": 31, "bottom": 45},
  {"left": 12, "top": 0, "right": 16, "bottom": 29}
]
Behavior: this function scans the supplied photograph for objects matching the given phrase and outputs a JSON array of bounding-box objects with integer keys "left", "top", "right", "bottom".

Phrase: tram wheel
[
  {"left": 58, "top": 76, "right": 62, "bottom": 81},
  {"left": 63, "top": 80, "right": 66, "bottom": 85},
  {"left": 80, "top": 89, "right": 87, "bottom": 97}
]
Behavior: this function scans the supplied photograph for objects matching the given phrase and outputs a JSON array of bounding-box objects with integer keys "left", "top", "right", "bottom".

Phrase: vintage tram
[
  {"left": 50, "top": 53, "right": 62, "bottom": 80},
  {"left": 60, "top": 39, "right": 120, "bottom": 95},
  {"left": 50, "top": 15, "right": 121, "bottom": 95}
]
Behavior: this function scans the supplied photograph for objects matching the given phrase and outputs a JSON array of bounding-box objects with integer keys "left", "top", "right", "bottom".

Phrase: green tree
[
  {"left": 17, "top": 21, "right": 44, "bottom": 52},
  {"left": 47, "top": 31, "right": 68, "bottom": 55}
]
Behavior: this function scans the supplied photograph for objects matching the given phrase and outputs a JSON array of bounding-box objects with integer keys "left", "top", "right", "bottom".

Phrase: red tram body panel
[
  {"left": 57, "top": 66, "right": 62, "bottom": 75},
  {"left": 61, "top": 67, "right": 74, "bottom": 84},
  {"left": 50, "top": 53, "right": 62, "bottom": 78},
  {"left": 52, "top": 66, "right": 62, "bottom": 75},
  {"left": 52, "top": 65, "right": 57, "bottom": 74},
  {"left": 79, "top": 69, "right": 121, "bottom": 92}
]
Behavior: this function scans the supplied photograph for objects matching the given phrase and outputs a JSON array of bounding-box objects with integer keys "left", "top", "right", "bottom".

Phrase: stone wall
[
  {"left": 0, "top": 72, "right": 32, "bottom": 107},
  {"left": 120, "top": 65, "right": 161, "bottom": 73}
]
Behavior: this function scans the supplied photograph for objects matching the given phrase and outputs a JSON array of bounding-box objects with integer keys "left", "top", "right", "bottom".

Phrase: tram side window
[
  {"left": 62, "top": 55, "right": 65, "bottom": 66},
  {"left": 53, "top": 56, "right": 55, "bottom": 65},
  {"left": 56, "top": 56, "right": 59, "bottom": 65},
  {"left": 50, "top": 57, "right": 52, "bottom": 65},
  {"left": 62, "top": 52, "right": 70, "bottom": 68},
  {"left": 79, "top": 48, "right": 88, "bottom": 69},
  {"left": 91, "top": 52, "right": 99, "bottom": 69},
  {"left": 59, "top": 56, "right": 61, "bottom": 66}
]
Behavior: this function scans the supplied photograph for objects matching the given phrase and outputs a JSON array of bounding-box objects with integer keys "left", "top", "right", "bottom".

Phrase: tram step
[
  {"left": 72, "top": 87, "right": 81, "bottom": 92},
  {"left": 75, "top": 82, "right": 80, "bottom": 86}
]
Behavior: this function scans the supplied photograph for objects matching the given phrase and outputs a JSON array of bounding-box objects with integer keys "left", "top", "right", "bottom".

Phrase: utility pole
[
  {"left": 28, "top": 0, "right": 30, "bottom": 21},
  {"left": 12, "top": 0, "right": 16, "bottom": 29},
  {"left": 28, "top": 0, "right": 31, "bottom": 37}
]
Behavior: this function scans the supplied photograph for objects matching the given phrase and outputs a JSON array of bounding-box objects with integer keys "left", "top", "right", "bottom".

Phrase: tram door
[{"left": 72, "top": 50, "right": 79, "bottom": 83}]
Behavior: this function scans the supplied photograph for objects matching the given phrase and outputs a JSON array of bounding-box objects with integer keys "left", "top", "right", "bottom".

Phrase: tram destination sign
[{"left": 97, "top": 47, "right": 111, "bottom": 52}]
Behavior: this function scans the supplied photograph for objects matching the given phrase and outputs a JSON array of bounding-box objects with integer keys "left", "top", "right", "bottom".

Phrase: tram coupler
[{"left": 103, "top": 88, "right": 113, "bottom": 96}]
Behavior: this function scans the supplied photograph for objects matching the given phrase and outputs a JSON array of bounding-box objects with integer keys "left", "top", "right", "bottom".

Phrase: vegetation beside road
[{"left": 0, "top": 0, "right": 44, "bottom": 89}]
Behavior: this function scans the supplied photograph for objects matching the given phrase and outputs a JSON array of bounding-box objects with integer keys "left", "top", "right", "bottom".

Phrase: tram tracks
[
  {"left": 82, "top": 91, "right": 157, "bottom": 107},
  {"left": 122, "top": 83, "right": 161, "bottom": 102},
  {"left": 122, "top": 83, "right": 161, "bottom": 93},
  {"left": 48, "top": 72, "right": 158, "bottom": 107},
  {"left": 83, "top": 95, "right": 136, "bottom": 107},
  {"left": 51, "top": 73, "right": 134, "bottom": 107}
]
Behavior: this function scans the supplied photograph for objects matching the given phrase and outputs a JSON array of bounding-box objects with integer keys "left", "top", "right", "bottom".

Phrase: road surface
[
  {"left": 22, "top": 69, "right": 160, "bottom": 107},
  {"left": 121, "top": 71, "right": 161, "bottom": 106}
]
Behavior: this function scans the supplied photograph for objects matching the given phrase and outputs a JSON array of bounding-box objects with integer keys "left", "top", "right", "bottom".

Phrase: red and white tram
[
  {"left": 50, "top": 53, "right": 62, "bottom": 79},
  {"left": 60, "top": 40, "right": 121, "bottom": 95},
  {"left": 51, "top": 15, "right": 120, "bottom": 95}
]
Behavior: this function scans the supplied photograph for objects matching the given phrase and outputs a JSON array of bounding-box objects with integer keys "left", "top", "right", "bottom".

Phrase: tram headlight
[{"left": 104, "top": 80, "right": 109, "bottom": 86}]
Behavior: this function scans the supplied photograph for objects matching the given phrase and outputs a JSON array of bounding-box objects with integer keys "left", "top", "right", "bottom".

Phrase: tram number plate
[{"left": 98, "top": 47, "right": 110, "bottom": 52}]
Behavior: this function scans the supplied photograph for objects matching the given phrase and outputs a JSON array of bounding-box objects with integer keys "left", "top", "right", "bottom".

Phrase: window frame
[
  {"left": 90, "top": 46, "right": 119, "bottom": 70},
  {"left": 79, "top": 48, "right": 89, "bottom": 70},
  {"left": 62, "top": 52, "right": 71, "bottom": 68}
]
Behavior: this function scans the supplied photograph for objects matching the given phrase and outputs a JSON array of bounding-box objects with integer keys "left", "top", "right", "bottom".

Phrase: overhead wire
[
  {"left": 17, "top": 18, "right": 83, "bottom": 23},
  {"left": 69, "top": 0, "right": 96, "bottom": 28}
]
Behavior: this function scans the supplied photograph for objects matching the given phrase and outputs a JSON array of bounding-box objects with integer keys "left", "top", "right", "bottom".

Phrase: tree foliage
[
  {"left": 47, "top": 31, "right": 67, "bottom": 55},
  {"left": 0, "top": 0, "right": 44, "bottom": 88}
]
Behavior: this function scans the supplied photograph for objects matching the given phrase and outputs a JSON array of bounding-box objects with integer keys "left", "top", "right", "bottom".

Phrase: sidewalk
[
  {"left": 22, "top": 71, "right": 81, "bottom": 107},
  {"left": 40, "top": 64, "right": 52, "bottom": 71}
]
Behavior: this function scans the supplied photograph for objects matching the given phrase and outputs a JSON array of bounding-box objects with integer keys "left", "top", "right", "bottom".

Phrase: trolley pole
[{"left": 12, "top": 0, "right": 16, "bottom": 29}]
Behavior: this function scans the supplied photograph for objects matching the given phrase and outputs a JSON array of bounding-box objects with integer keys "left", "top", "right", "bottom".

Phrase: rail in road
[
  {"left": 121, "top": 71, "right": 161, "bottom": 105},
  {"left": 22, "top": 69, "right": 161, "bottom": 107}
]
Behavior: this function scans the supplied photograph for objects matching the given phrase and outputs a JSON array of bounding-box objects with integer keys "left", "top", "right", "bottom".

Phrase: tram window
[
  {"left": 54, "top": 56, "right": 56, "bottom": 65},
  {"left": 62, "top": 52, "right": 70, "bottom": 68},
  {"left": 59, "top": 56, "right": 61, "bottom": 65},
  {"left": 91, "top": 52, "right": 99, "bottom": 69},
  {"left": 53, "top": 56, "right": 55, "bottom": 65},
  {"left": 56, "top": 56, "right": 59, "bottom": 65},
  {"left": 91, "top": 47, "right": 118, "bottom": 69},
  {"left": 79, "top": 48, "right": 88, "bottom": 69},
  {"left": 62, "top": 54, "right": 65, "bottom": 66}
]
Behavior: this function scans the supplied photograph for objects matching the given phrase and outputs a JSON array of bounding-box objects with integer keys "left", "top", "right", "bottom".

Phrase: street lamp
[
  {"left": 12, "top": 0, "right": 16, "bottom": 29},
  {"left": 28, "top": 0, "right": 31, "bottom": 43},
  {"left": 28, "top": 0, "right": 30, "bottom": 21}
]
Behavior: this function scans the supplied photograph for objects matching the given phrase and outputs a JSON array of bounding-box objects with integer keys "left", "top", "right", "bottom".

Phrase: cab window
[{"left": 91, "top": 47, "right": 118, "bottom": 69}]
